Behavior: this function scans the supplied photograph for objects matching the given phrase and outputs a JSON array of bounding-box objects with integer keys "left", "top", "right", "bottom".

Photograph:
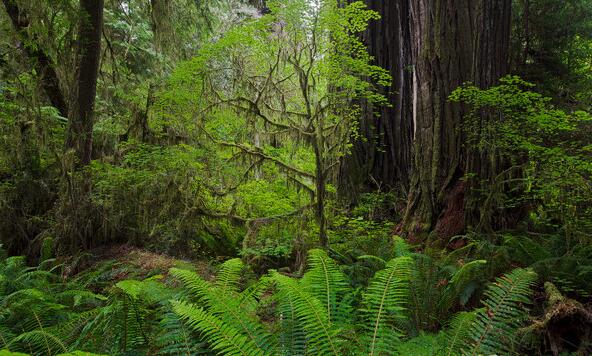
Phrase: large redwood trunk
[
  {"left": 403, "top": 0, "right": 512, "bottom": 240},
  {"left": 403, "top": 0, "right": 477, "bottom": 237},
  {"left": 340, "top": 0, "right": 414, "bottom": 198},
  {"left": 341, "top": 0, "right": 512, "bottom": 240}
]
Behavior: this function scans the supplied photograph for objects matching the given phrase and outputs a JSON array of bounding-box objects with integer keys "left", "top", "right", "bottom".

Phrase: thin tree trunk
[
  {"left": 315, "top": 154, "right": 327, "bottom": 249},
  {"left": 314, "top": 123, "right": 328, "bottom": 248},
  {"left": 66, "top": 0, "right": 104, "bottom": 166}
]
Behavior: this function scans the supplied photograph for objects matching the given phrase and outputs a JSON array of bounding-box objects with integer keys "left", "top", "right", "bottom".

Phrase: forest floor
[{"left": 67, "top": 244, "right": 216, "bottom": 283}]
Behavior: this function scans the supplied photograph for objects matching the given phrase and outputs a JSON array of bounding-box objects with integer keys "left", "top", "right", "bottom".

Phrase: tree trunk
[
  {"left": 340, "top": 0, "right": 414, "bottom": 199},
  {"left": 2, "top": 0, "right": 68, "bottom": 117},
  {"left": 315, "top": 149, "right": 328, "bottom": 248},
  {"left": 403, "top": 0, "right": 476, "bottom": 238},
  {"left": 403, "top": 0, "right": 512, "bottom": 241},
  {"left": 464, "top": 0, "right": 512, "bottom": 231},
  {"left": 65, "top": 0, "right": 104, "bottom": 166}
]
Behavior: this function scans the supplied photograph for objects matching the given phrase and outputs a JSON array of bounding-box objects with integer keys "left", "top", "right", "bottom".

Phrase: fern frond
[
  {"left": 443, "top": 311, "right": 479, "bottom": 356},
  {"left": 7, "top": 329, "right": 68, "bottom": 355},
  {"left": 301, "top": 249, "right": 349, "bottom": 323},
  {"left": 392, "top": 236, "right": 412, "bottom": 257},
  {"left": 503, "top": 235, "right": 551, "bottom": 265},
  {"left": 275, "top": 290, "right": 306, "bottom": 356},
  {"left": 171, "top": 268, "right": 275, "bottom": 352},
  {"left": 171, "top": 300, "right": 264, "bottom": 356},
  {"left": 271, "top": 271, "right": 342, "bottom": 356},
  {"left": 360, "top": 256, "right": 414, "bottom": 356},
  {"left": 463, "top": 268, "right": 537, "bottom": 355},
  {"left": 439, "top": 260, "right": 487, "bottom": 311},
  {"left": 215, "top": 258, "right": 244, "bottom": 293},
  {"left": 157, "top": 311, "right": 208, "bottom": 355},
  {"left": 169, "top": 268, "right": 211, "bottom": 301}
]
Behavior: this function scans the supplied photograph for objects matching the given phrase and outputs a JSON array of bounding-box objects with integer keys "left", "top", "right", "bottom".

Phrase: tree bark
[
  {"left": 340, "top": 0, "right": 414, "bottom": 199},
  {"left": 66, "top": 0, "right": 104, "bottom": 166},
  {"left": 403, "top": 0, "right": 476, "bottom": 237},
  {"left": 2, "top": 0, "right": 68, "bottom": 117},
  {"left": 401, "top": 0, "right": 512, "bottom": 240},
  {"left": 464, "top": 0, "right": 512, "bottom": 231}
]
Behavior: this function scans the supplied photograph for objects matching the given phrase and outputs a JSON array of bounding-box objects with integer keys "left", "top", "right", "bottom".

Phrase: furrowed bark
[
  {"left": 464, "top": 0, "right": 512, "bottom": 231},
  {"left": 401, "top": 0, "right": 511, "bottom": 240},
  {"left": 403, "top": 0, "right": 477, "bottom": 237},
  {"left": 340, "top": 0, "right": 414, "bottom": 199}
]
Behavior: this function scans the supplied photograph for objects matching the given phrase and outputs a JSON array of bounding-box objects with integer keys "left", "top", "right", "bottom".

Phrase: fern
[
  {"left": 214, "top": 258, "right": 245, "bottom": 293},
  {"left": 170, "top": 268, "right": 275, "bottom": 353},
  {"left": 274, "top": 290, "right": 306, "bottom": 356},
  {"left": 463, "top": 268, "right": 537, "bottom": 355},
  {"left": 7, "top": 330, "right": 68, "bottom": 355},
  {"left": 171, "top": 300, "right": 264, "bottom": 356},
  {"left": 395, "top": 332, "right": 447, "bottom": 356},
  {"left": 300, "top": 249, "right": 349, "bottom": 323},
  {"left": 359, "top": 256, "right": 414, "bottom": 356},
  {"left": 442, "top": 311, "right": 478, "bottom": 356},
  {"left": 439, "top": 260, "right": 487, "bottom": 311},
  {"left": 271, "top": 271, "right": 342, "bottom": 355},
  {"left": 156, "top": 310, "right": 208, "bottom": 355}
]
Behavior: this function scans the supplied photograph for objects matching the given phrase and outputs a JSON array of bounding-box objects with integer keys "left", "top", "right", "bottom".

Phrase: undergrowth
[{"left": 0, "top": 239, "right": 543, "bottom": 355}]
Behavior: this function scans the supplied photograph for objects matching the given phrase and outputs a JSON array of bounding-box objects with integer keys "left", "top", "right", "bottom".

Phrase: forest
[{"left": 0, "top": 0, "right": 591, "bottom": 355}]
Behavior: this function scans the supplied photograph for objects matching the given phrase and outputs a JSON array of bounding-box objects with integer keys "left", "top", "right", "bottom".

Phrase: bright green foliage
[
  {"left": 171, "top": 300, "right": 265, "bottom": 356},
  {"left": 442, "top": 311, "right": 479, "bottom": 356},
  {"left": 300, "top": 249, "right": 349, "bottom": 323},
  {"left": 90, "top": 142, "right": 241, "bottom": 256},
  {"left": 160, "top": 0, "right": 390, "bottom": 247},
  {"left": 270, "top": 272, "right": 343, "bottom": 355},
  {"left": 170, "top": 266, "right": 275, "bottom": 353},
  {"left": 0, "top": 1, "right": 589, "bottom": 355},
  {"left": 451, "top": 76, "right": 592, "bottom": 240},
  {"left": 215, "top": 258, "right": 245, "bottom": 293}
]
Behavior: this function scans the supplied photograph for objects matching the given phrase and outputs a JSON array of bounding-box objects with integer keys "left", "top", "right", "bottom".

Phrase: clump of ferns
[
  {"left": 0, "top": 256, "right": 106, "bottom": 355},
  {"left": 0, "top": 244, "right": 540, "bottom": 355},
  {"left": 170, "top": 243, "right": 539, "bottom": 356},
  {"left": 169, "top": 248, "right": 416, "bottom": 355},
  {"left": 348, "top": 237, "right": 490, "bottom": 336},
  {"left": 452, "top": 232, "right": 592, "bottom": 297}
]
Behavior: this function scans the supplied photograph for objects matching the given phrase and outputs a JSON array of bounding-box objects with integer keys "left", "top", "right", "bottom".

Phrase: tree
[
  {"left": 343, "top": 0, "right": 512, "bottom": 240},
  {"left": 66, "top": 0, "right": 103, "bottom": 166},
  {"left": 511, "top": 0, "right": 592, "bottom": 108},
  {"left": 169, "top": 0, "right": 389, "bottom": 247},
  {"left": 406, "top": 0, "right": 513, "bottom": 239},
  {"left": 340, "top": 0, "right": 414, "bottom": 199},
  {"left": 2, "top": 0, "right": 103, "bottom": 167},
  {"left": 1, "top": 0, "right": 68, "bottom": 117}
]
